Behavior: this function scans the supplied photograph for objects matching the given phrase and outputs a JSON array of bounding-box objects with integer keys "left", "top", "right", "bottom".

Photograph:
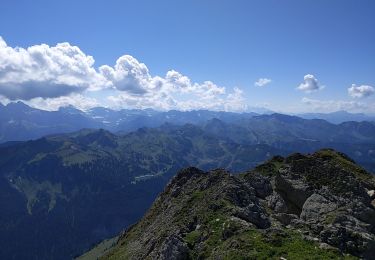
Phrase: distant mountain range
[
  {"left": 299, "top": 110, "right": 375, "bottom": 124},
  {"left": 1, "top": 102, "right": 374, "bottom": 143},
  {"left": 0, "top": 102, "right": 257, "bottom": 143}
]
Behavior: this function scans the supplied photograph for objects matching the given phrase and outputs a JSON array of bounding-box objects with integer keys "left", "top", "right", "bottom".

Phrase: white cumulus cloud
[
  {"left": 348, "top": 84, "right": 374, "bottom": 98},
  {"left": 0, "top": 36, "right": 108, "bottom": 100},
  {"left": 297, "top": 74, "right": 324, "bottom": 93},
  {"left": 254, "top": 78, "right": 271, "bottom": 87},
  {"left": 99, "top": 55, "right": 158, "bottom": 94}
]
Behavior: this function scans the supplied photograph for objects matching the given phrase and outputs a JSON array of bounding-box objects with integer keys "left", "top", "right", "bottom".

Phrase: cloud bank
[
  {"left": 301, "top": 97, "right": 368, "bottom": 113},
  {"left": 0, "top": 36, "right": 246, "bottom": 111}
]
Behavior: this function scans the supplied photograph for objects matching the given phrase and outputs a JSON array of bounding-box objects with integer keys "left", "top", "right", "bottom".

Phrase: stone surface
[
  {"left": 273, "top": 213, "right": 298, "bottom": 226},
  {"left": 267, "top": 192, "right": 288, "bottom": 213},
  {"left": 233, "top": 202, "right": 271, "bottom": 229},
  {"left": 274, "top": 174, "right": 313, "bottom": 215},
  {"left": 153, "top": 235, "right": 189, "bottom": 260},
  {"left": 300, "top": 193, "right": 337, "bottom": 221}
]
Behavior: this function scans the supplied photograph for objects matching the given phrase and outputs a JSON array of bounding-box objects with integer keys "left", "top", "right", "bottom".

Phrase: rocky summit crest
[{"left": 83, "top": 149, "right": 375, "bottom": 259}]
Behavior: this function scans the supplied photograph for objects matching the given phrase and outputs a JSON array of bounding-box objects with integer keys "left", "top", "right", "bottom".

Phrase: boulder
[{"left": 300, "top": 193, "right": 337, "bottom": 221}]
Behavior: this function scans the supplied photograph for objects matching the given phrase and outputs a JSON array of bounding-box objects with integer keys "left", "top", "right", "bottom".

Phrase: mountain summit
[{"left": 87, "top": 149, "right": 375, "bottom": 259}]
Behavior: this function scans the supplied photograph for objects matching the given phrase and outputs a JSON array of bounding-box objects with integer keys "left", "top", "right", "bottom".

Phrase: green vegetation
[
  {"left": 77, "top": 236, "right": 118, "bottom": 260},
  {"left": 215, "top": 229, "right": 355, "bottom": 260},
  {"left": 181, "top": 207, "right": 349, "bottom": 259},
  {"left": 27, "top": 153, "right": 47, "bottom": 164},
  {"left": 185, "top": 230, "right": 201, "bottom": 247},
  {"left": 10, "top": 177, "right": 66, "bottom": 214},
  {"left": 251, "top": 155, "right": 285, "bottom": 177},
  {"left": 315, "top": 149, "right": 374, "bottom": 183}
]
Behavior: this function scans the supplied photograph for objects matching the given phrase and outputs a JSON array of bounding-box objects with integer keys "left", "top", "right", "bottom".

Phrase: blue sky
[{"left": 0, "top": 0, "right": 374, "bottom": 113}]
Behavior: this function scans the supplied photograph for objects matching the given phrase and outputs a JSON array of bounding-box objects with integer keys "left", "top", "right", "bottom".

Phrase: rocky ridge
[{"left": 85, "top": 149, "right": 375, "bottom": 259}]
